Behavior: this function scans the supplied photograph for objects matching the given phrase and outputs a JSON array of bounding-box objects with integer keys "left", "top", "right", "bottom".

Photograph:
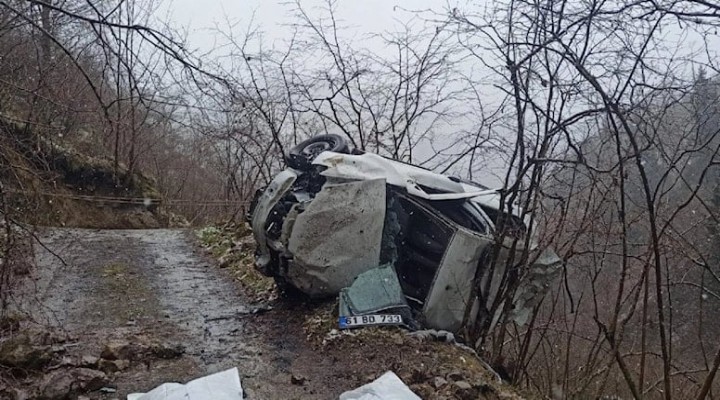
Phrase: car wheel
[{"left": 286, "top": 134, "right": 350, "bottom": 170}]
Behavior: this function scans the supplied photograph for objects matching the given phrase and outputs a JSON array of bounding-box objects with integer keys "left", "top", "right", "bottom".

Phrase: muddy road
[{"left": 30, "top": 228, "right": 327, "bottom": 399}]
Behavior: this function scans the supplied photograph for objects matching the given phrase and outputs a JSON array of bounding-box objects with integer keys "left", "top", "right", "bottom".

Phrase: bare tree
[{"left": 448, "top": 1, "right": 720, "bottom": 398}]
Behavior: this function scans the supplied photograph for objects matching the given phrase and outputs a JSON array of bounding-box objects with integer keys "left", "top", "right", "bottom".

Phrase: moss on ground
[{"left": 197, "top": 224, "right": 276, "bottom": 302}]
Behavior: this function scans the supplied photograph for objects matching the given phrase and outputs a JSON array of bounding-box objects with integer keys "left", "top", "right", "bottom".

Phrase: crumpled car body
[{"left": 250, "top": 149, "right": 561, "bottom": 332}]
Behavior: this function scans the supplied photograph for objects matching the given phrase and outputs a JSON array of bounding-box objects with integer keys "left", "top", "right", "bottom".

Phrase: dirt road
[{"left": 30, "top": 228, "right": 321, "bottom": 399}]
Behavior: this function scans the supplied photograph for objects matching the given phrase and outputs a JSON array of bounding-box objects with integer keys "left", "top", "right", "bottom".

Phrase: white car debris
[
  {"left": 127, "top": 368, "right": 416, "bottom": 400},
  {"left": 339, "top": 371, "right": 420, "bottom": 400},
  {"left": 126, "top": 368, "right": 243, "bottom": 400}
]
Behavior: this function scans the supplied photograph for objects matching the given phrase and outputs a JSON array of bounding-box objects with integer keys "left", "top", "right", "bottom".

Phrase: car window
[
  {"left": 393, "top": 197, "right": 454, "bottom": 304},
  {"left": 425, "top": 200, "right": 489, "bottom": 234},
  {"left": 478, "top": 205, "right": 527, "bottom": 239}
]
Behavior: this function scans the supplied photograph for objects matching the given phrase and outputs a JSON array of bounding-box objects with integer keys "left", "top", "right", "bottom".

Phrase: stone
[
  {"left": 432, "top": 376, "right": 448, "bottom": 388},
  {"left": 408, "top": 383, "right": 434, "bottom": 399},
  {"left": 80, "top": 355, "right": 99, "bottom": 367},
  {"left": 150, "top": 343, "right": 184, "bottom": 359},
  {"left": 100, "top": 340, "right": 146, "bottom": 361},
  {"left": 452, "top": 381, "right": 478, "bottom": 400},
  {"left": 0, "top": 335, "right": 52, "bottom": 369},
  {"left": 98, "top": 358, "right": 130, "bottom": 373},
  {"left": 446, "top": 370, "right": 464, "bottom": 382},
  {"left": 40, "top": 368, "right": 109, "bottom": 399},
  {"left": 454, "top": 381, "right": 472, "bottom": 390}
]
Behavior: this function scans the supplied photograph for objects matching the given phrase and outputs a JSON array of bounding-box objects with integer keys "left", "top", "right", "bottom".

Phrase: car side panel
[{"left": 285, "top": 178, "right": 387, "bottom": 297}]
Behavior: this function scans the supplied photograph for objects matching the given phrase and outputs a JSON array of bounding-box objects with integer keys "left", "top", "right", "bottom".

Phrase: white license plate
[{"left": 338, "top": 314, "right": 403, "bottom": 329}]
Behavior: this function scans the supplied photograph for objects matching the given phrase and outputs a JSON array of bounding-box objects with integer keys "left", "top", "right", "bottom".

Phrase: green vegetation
[{"left": 197, "top": 224, "right": 276, "bottom": 301}]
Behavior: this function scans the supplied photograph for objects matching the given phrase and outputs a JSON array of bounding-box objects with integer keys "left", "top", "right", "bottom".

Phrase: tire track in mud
[{"left": 30, "top": 228, "right": 266, "bottom": 396}]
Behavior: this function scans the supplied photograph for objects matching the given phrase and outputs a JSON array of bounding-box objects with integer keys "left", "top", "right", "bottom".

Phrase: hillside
[{"left": 0, "top": 115, "right": 183, "bottom": 228}]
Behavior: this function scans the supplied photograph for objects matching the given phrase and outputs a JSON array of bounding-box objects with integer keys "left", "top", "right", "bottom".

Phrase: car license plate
[{"left": 338, "top": 314, "right": 403, "bottom": 329}]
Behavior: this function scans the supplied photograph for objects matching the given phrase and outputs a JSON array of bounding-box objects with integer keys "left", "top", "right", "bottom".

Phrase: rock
[
  {"left": 150, "top": 343, "right": 185, "bottom": 359},
  {"left": 101, "top": 338, "right": 183, "bottom": 362},
  {"left": 98, "top": 358, "right": 130, "bottom": 373},
  {"left": 40, "top": 368, "right": 109, "bottom": 399},
  {"left": 454, "top": 381, "right": 472, "bottom": 390},
  {"left": 0, "top": 335, "right": 53, "bottom": 369},
  {"left": 218, "top": 248, "right": 234, "bottom": 268},
  {"left": 291, "top": 373, "right": 307, "bottom": 385},
  {"left": 80, "top": 355, "right": 99, "bottom": 367},
  {"left": 115, "top": 358, "right": 131, "bottom": 371},
  {"left": 100, "top": 340, "right": 146, "bottom": 361},
  {"left": 58, "top": 356, "right": 75, "bottom": 367},
  {"left": 452, "top": 381, "right": 478, "bottom": 400},
  {"left": 432, "top": 376, "right": 448, "bottom": 388},
  {"left": 446, "top": 370, "right": 464, "bottom": 382},
  {"left": 408, "top": 383, "right": 434, "bottom": 399}
]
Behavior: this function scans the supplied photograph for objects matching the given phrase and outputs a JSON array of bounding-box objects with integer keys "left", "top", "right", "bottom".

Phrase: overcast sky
[{"left": 158, "top": 0, "right": 456, "bottom": 55}]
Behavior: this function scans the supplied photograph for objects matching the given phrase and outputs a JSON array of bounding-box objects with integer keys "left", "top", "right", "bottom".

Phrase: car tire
[{"left": 286, "top": 134, "right": 350, "bottom": 170}]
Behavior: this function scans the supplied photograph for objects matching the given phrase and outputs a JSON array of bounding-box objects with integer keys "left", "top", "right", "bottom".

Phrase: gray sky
[{"left": 159, "top": 0, "right": 453, "bottom": 54}]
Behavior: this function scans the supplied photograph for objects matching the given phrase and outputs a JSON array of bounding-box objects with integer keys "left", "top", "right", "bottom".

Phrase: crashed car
[{"left": 249, "top": 134, "right": 561, "bottom": 332}]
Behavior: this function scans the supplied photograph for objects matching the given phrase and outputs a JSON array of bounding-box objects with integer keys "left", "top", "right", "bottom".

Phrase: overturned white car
[{"left": 249, "top": 135, "right": 560, "bottom": 333}]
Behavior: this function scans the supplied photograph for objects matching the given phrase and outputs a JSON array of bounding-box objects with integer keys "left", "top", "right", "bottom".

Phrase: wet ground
[{"left": 29, "top": 228, "right": 315, "bottom": 399}]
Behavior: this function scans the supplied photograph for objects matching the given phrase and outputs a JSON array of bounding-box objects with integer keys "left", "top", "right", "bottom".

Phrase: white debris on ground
[
  {"left": 126, "top": 368, "right": 419, "bottom": 400},
  {"left": 339, "top": 371, "right": 421, "bottom": 400},
  {"left": 126, "top": 368, "right": 243, "bottom": 400}
]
